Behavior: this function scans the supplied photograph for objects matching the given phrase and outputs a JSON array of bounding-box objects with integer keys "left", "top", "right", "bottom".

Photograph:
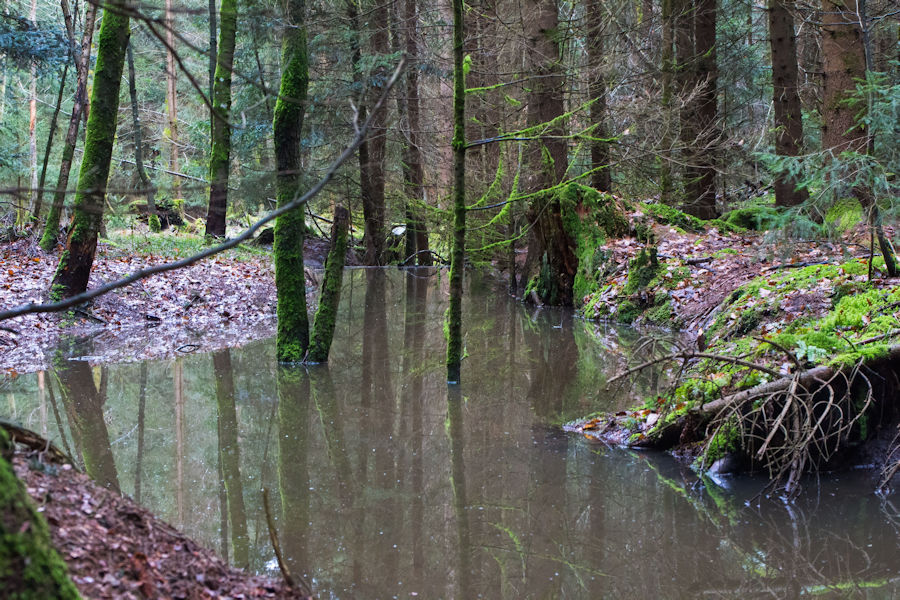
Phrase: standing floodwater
[{"left": 3, "top": 269, "right": 899, "bottom": 598}]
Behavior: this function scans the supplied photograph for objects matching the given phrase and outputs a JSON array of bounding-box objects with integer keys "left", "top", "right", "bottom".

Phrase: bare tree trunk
[
  {"left": 28, "top": 0, "right": 38, "bottom": 218},
  {"left": 522, "top": 0, "right": 577, "bottom": 306},
  {"left": 126, "top": 42, "right": 157, "bottom": 221},
  {"left": 768, "top": 0, "right": 808, "bottom": 207},
  {"left": 40, "top": 0, "right": 97, "bottom": 252},
  {"left": 33, "top": 61, "right": 69, "bottom": 220},
  {"left": 360, "top": 0, "right": 390, "bottom": 265},
  {"left": 587, "top": 0, "right": 612, "bottom": 192},
  {"left": 165, "top": 0, "right": 181, "bottom": 199},
  {"left": 447, "top": 0, "right": 466, "bottom": 382},
  {"left": 684, "top": 0, "right": 718, "bottom": 219},
  {"left": 660, "top": 0, "right": 675, "bottom": 203}
]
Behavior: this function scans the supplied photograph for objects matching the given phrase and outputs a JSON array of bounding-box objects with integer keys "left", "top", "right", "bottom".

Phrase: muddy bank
[
  {"left": 12, "top": 444, "right": 307, "bottom": 599},
  {"left": 0, "top": 235, "right": 355, "bottom": 375}
]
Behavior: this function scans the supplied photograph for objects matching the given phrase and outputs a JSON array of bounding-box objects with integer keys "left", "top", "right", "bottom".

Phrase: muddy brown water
[{"left": 3, "top": 268, "right": 899, "bottom": 598}]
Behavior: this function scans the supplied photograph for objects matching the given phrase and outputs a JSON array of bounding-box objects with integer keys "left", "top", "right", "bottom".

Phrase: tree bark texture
[
  {"left": 205, "top": 0, "right": 238, "bottom": 238},
  {"left": 447, "top": 0, "right": 466, "bottom": 383},
  {"left": 768, "top": 0, "right": 808, "bottom": 207},
  {"left": 522, "top": 0, "right": 577, "bottom": 306},
  {"left": 399, "top": 0, "right": 431, "bottom": 265},
  {"left": 660, "top": 0, "right": 675, "bottom": 203},
  {"left": 273, "top": 0, "right": 311, "bottom": 362},
  {"left": 33, "top": 60, "right": 69, "bottom": 220},
  {"left": 360, "top": 1, "right": 390, "bottom": 266},
  {"left": 165, "top": 0, "right": 180, "bottom": 198},
  {"left": 821, "top": 0, "right": 867, "bottom": 154},
  {"left": 126, "top": 42, "right": 157, "bottom": 220},
  {"left": 587, "top": 0, "right": 612, "bottom": 193},
  {"left": 40, "top": 0, "right": 97, "bottom": 253},
  {"left": 308, "top": 204, "right": 350, "bottom": 363},
  {"left": 0, "top": 430, "right": 80, "bottom": 599},
  {"left": 50, "top": 2, "right": 130, "bottom": 300}
]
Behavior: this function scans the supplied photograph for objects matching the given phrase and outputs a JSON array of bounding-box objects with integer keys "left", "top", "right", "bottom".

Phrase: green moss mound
[{"left": 720, "top": 205, "right": 780, "bottom": 231}]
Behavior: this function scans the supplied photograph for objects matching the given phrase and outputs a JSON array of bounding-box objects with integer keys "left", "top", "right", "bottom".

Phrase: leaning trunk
[
  {"left": 126, "top": 41, "right": 156, "bottom": 222},
  {"left": 205, "top": 0, "right": 238, "bottom": 238},
  {"left": 307, "top": 205, "right": 350, "bottom": 363},
  {"left": 50, "top": 1, "right": 130, "bottom": 299},
  {"left": 273, "top": 0, "right": 310, "bottom": 362}
]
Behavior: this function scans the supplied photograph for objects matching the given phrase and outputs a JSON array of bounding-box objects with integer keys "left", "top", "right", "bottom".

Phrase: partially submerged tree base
[{"left": 572, "top": 346, "right": 900, "bottom": 495}]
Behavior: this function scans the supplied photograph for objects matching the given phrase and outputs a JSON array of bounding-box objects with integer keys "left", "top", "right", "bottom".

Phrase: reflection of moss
[{"left": 699, "top": 416, "right": 741, "bottom": 468}]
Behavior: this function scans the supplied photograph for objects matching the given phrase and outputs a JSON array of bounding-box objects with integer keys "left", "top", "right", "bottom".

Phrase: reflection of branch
[{"left": 0, "top": 58, "right": 406, "bottom": 324}]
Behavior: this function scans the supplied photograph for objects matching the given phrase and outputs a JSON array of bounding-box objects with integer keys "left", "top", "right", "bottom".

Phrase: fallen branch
[
  {"left": 261, "top": 487, "right": 313, "bottom": 598},
  {"left": 0, "top": 58, "right": 406, "bottom": 323},
  {"left": 606, "top": 350, "right": 782, "bottom": 389}
]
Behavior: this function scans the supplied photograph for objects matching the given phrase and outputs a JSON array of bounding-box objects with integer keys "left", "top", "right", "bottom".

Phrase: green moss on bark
[
  {"left": 0, "top": 431, "right": 81, "bottom": 599},
  {"left": 307, "top": 205, "right": 350, "bottom": 363},
  {"left": 273, "top": 0, "right": 310, "bottom": 363}
]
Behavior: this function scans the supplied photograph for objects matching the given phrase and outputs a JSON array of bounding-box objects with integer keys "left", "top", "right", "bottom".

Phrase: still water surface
[{"left": 3, "top": 269, "right": 900, "bottom": 598}]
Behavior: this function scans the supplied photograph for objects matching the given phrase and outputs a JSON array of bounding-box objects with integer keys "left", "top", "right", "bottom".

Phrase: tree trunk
[
  {"left": 447, "top": 0, "right": 466, "bottom": 383},
  {"left": 126, "top": 42, "right": 157, "bottom": 222},
  {"left": 49, "top": 2, "right": 130, "bottom": 300},
  {"left": 682, "top": 0, "right": 718, "bottom": 219},
  {"left": 40, "top": 0, "right": 97, "bottom": 253},
  {"left": 33, "top": 60, "right": 69, "bottom": 220},
  {"left": 522, "top": 0, "right": 577, "bottom": 306},
  {"left": 660, "top": 0, "right": 675, "bottom": 203},
  {"left": 0, "top": 430, "right": 80, "bottom": 599},
  {"left": 587, "top": 0, "right": 612, "bottom": 193},
  {"left": 165, "top": 0, "right": 180, "bottom": 199},
  {"left": 273, "top": 0, "right": 310, "bottom": 362},
  {"left": 308, "top": 204, "right": 350, "bottom": 363},
  {"left": 768, "top": 0, "right": 808, "bottom": 207},
  {"left": 28, "top": 0, "right": 38, "bottom": 220},
  {"left": 398, "top": 0, "right": 431, "bottom": 265},
  {"left": 205, "top": 0, "right": 238, "bottom": 238},
  {"left": 821, "top": 0, "right": 866, "bottom": 155},
  {"left": 360, "top": 1, "right": 390, "bottom": 266}
]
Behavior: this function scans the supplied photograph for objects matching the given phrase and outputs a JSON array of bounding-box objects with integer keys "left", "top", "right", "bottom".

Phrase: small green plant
[{"left": 795, "top": 340, "right": 828, "bottom": 364}]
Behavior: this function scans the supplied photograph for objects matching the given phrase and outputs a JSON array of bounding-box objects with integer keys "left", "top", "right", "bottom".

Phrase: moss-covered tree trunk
[
  {"left": 50, "top": 2, "right": 129, "bottom": 299},
  {"left": 273, "top": 0, "right": 310, "bottom": 362},
  {"left": 39, "top": 0, "right": 97, "bottom": 253},
  {"left": 307, "top": 204, "right": 350, "bottom": 363},
  {"left": 446, "top": 0, "right": 466, "bottom": 384},
  {"left": 205, "top": 0, "right": 238, "bottom": 238},
  {"left": 522, "top": 0, "right": 577, "bottom": 306},
  {"left": 276, "top": 367, "right": 310, "bottom": 578},
  {"left": 768, "top": 0, "right": 807, "bottom": 207},
  {"left": 0, "top": 430, "right": 81, "bottom": 599},
  {"left": 126, "top": 41, "right": 157, "bottom": 224}
]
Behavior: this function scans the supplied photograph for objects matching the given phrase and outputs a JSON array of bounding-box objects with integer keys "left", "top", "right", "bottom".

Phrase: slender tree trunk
[
  {"left": 28, "top": 0, "right": 38, "bottom": 219},
  {"left": 768, "top": 0, "right": 807, "bottom": 207},
  {"left": 126, "top": 42, "right": 157, "bottom": 221},
  {"left": 33, "top": 61, "right": 69, "bottom": 220},
  {"left": 396, "top": 0, "right": 430, "bottom": 265},
  {"left": 165, "top": 0, "right": 181, "bottom": 199},
  {"left": 49, "top": 1, "right": 130, "bottom": 299},
  {"left": 173, "top": 359, "right": 185, "bottom": 528},
  {"left": 205, "top": 0, "right": 238, "bottom": 238},
  {"left": 360, "top": 1, "right": 390, "bottom": 266},
  {"left": 587, "top": 0, "right": 612, "bottom": 192},
  {"left": 0, "top": 431, "right": 80, "bottom": 599},
  {"left": 308, "top": 205, "right": 350, "bottom": 363},
  {"left": 273, "top": 0, "right": 310, "bottom": 362},
  {"left": 40, "top": 0, "right": 97, "bottom": 253},
  {"left": 522, "top": 0, "right": 577, "bottom": 306},
  {"left": 660, "top": 0, "right": 675, "bottom": 203},
  {"left": 447, "top": 0, "right": 466, "bottom": 384}
]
